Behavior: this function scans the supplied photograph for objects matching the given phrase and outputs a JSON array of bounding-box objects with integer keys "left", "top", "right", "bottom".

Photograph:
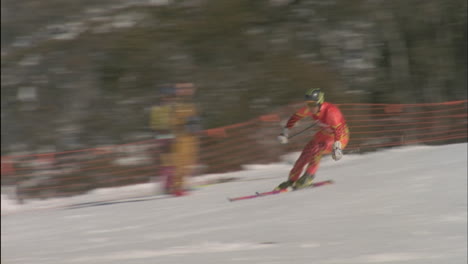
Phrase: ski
[{"left": 228, "top": 180, "right": 334, "bottom": 202}]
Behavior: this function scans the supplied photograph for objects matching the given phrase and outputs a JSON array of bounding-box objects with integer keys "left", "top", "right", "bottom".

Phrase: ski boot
[
  {"left": 293, "top": 173, "right": 315, "bottom": 190},
  {"left": 274, "top": 179, "right": 294, "bottom": 191}
]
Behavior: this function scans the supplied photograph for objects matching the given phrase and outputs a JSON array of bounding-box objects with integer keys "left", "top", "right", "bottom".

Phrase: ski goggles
[{"left": 306, "top": 101, "right": 319, "bottom": 107}]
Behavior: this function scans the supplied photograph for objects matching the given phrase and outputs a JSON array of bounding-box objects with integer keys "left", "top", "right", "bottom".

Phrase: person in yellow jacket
[{"left": 150, "top": 83, "right": 200, "bottom": 196}]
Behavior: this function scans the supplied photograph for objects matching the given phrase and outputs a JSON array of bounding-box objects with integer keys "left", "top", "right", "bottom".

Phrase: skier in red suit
[{"left": 275, "top": 88, "right": 350, "bottom": 190}]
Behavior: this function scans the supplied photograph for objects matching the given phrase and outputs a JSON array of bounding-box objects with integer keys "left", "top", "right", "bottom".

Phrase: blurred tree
[{"left": 1, "top": 0, "right": 466, "bottom": 153}]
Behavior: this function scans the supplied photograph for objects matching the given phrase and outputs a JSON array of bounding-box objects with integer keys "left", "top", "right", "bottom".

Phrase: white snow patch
[
  {"left": 300, "top": 242, "right": 321, "bottom": 248},
  {"left": 322, "top": 252, "right": 446, "bottom": 263},
  {"left": 70, "top": 242, "right": 275, "bottom": 262},
  {"left": 1, "top": 143, "right": 467, "bottom": 264}
]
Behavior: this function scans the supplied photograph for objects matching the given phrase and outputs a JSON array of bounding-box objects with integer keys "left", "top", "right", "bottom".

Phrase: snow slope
[{"left": 1, "top": 143, "right": 467, "bottom": 264}]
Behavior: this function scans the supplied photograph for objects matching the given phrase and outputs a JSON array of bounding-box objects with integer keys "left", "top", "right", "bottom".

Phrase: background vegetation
[{"left": 1, "top": 0, "right": 466, "bottom": 155}]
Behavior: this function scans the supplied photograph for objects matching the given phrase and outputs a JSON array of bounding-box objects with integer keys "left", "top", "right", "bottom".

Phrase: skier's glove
[
  {"left": 278, "top": 128, "right": 289, "bottom": 144},
  {"left": 332, "top": 141, "right": 343, "bottom": 161}
]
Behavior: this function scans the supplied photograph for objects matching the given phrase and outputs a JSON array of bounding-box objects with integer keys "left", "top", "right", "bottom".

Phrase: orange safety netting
[{"left": 1, "top": 100, "right": 466, "bottom": 201}]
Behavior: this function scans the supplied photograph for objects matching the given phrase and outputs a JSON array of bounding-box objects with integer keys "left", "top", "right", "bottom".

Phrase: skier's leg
[
  {"left": 294, "top": 140, "right": 328, "bottom": 188},
  {"left": 296, "top": 133, "right": 350, "bottom": 188},
  {"left": 304, "top": 136, "right": 334, "bottom": 176},
  {"left": 302, "top": 133, "right": 349, "bottom": 178},
  {"left": 294, "top": 172, "right": 316, "bottom": 189},
  {"left": 161, "top": 166, "right": 175, "bottom": 193},
  {"left": 159, "top": 138, "right": 175, "bottom": 194},
  {"left": 303, "top": 150, "right": 325, "bottom": 176},
  {"left": 171, "top": 135, "right": 197, "bottom": 196},
  {"left": 288, "top": 139, "right": 319, "bottom": 182},
  {"left": 274, "top": 138, "right": 319, "bottom": 191}
]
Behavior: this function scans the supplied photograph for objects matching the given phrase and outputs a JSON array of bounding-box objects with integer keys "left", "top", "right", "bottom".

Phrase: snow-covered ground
[{"left": 1, "top": 143, "right": 467, "bottom": 264}]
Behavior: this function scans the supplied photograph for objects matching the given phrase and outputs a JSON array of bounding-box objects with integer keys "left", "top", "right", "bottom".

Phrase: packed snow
[{"left": 1, "top": 143, "right": 467, "bottom": 264}]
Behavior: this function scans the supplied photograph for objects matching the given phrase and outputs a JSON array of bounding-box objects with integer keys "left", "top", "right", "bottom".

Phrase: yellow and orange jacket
[
  {"left": 150, "top": 101, "right": 200, "bottom": 168},
  {"left": 285, "top": 102, "right": 349, "bottom": 141},
  {"left": 150, "top": 102, "right": 199, "bottom": 136}
]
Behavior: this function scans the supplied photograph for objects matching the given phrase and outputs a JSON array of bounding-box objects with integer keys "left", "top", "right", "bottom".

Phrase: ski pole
[{"left": 288, "top": 123, "right": 317, "bottom": 139}]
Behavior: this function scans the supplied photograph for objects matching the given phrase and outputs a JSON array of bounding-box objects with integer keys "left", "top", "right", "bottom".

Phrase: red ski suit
[{"left": 285, "top": 102, "right": 349, "bottom": 181}]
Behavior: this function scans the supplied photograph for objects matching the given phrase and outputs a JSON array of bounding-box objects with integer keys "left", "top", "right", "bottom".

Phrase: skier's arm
[
  {"left": 285, "top": 106, "right": 309, "bottom": 129},
  {"left": 278, "top": 107, "right": 310, "bottom": 144},
  {"left": 327, "top": 108, "right": 347, "bottom": 161},
  {"left": 327, "top": 108, "right": 346, "bottom": 142}
]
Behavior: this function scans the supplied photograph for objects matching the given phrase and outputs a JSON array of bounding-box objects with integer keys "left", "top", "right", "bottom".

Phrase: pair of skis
[{"left": 228, "top": 180, "right": 334, "bottom": 202}]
